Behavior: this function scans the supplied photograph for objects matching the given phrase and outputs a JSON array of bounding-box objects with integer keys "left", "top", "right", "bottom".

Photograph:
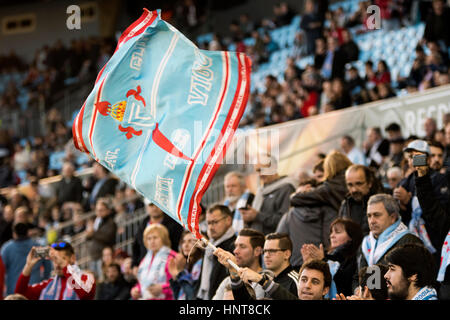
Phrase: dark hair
[
  {"left": 329, "top": 218, "right": 363, "bottom": 257},
  {"left": 107, "top": 263, "right": 121, "bottom": 274},
  {"left": 427, "top": 140, "right": 444, "bottom": 151},
  {"left": 358, "top": 264, "right": 389, "bottom": 300},
  {"left": 207, "top": 204, "right": 233, "bottom": 218},
  {"left": 179, "top": 230, "right": 202, "bottom": 271},
  {"left": 52, "top": 241, "right": 75, "bottom": 257},
  {"left": 385, "top": 122, "right": 401, "bottom": 132},
  {"left": 313, "top": 159, "right": 324, "bottom": 173},
  {"left": 342, "top": 135, "right": 355, "bottom": 146},
  {"left": 13, "top": 223, "right": 29, "bottom": 238},
  {"left": 385, "top": 243, "right": 436, "bottom": 289},
  {"left": 265, "top": 233, "right": 293, "bottom": 253},
  {"left": 298, "top": 179, "right": 318, "bottom": 187},
  {"left": 346, "top": 164, "right": 384, "bottom": 194},
  {"left": 299, "top": 259, "right": 332, "bottom": 289},
  {"left": 239, "top": 228, "right": 265, "bottom": 250}
]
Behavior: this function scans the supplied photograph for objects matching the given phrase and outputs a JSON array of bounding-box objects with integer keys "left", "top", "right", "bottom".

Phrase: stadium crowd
[{"left": 0, "top": 0, "right": 449, "bottom": 301}]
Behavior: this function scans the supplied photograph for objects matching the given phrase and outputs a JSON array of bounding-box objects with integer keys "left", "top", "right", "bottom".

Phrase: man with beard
[
  {"left": 384, "top": 243, "right": 438, "bottom": 300},
  {"left": 394, "top": 140, "right": 449, "bottom": 254},
  {"left": 223, "top": 171, "right": 254, "bottom": 234},
  {"left": 428, "top": 140, "right": 445, "bottom": 173},
  {"left": 212, "top": 228, "right": 265, "bottom": 299},
  {"left": 339, "top": 165, "right": 383, "bottom": 235}
]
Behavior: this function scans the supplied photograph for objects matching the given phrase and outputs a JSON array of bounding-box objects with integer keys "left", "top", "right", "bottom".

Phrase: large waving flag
[{"left": 72, "top": 9, "right": 251, "bottom": 238}]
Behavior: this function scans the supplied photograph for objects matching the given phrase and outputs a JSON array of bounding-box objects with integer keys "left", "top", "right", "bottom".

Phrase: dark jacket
[
  {"left": 272, "top": 265, "right": 298, "bottom": 297},
  {"left": 131, "top": 215, "right": 183, "bottom": 267},
  {"left": 95, "top": 276, "right": 132, "bottom": 300},
  {"left": 55, "top": 176, "right": 83, "bottom": 205},
  {"left": 341, "top": 40, "right": 360, "bottom": 63},
  {"left": 399, "top": 170, "right": 449, "bottom": 226},
  {"left": 365, "top": 139, "right": 390, "bottom": 169},
  {"left": 88, "top": 177, "right": 118, "bottom": 207},
  {"left": 248, "top": 179, "right": 296, "bottom": 235},
  {"left": 415, "top": 170, "right": 450, "bottom": 285},
  {"left": 325, "top": 242, "right": 359, "bottom": 297},
  {"left": 353, "top": 233, "right": 423, "bottom": 290},
  {"left": 423, "top": 7, "right": 450, "bottom": 47},
  {"left": 277, "top": 204, "right": 335, "bottom": 268},
  {"left": 198, "top": 234, "right": 236, "bottom": 300},
  {"left": 230, "top": 265, "right": 298, "bottom": 300},
  {"left": 339, "top": 194, "right": 372, "bottom": 236},
  {"left": 88, "top": 214, "right": 117, "bottom": 260},
  {"left": 291, "top": 170, "right": 348, "bottom": 213}
]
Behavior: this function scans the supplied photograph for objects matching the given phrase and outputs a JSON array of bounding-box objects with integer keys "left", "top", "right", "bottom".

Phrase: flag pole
[{"left": 200, "top": 236, "right": 241, "bottom": 272}]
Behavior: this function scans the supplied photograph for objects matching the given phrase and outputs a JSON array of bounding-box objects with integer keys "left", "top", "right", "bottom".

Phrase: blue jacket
[{"left": 0, "top": 238, "right": 52, "bottom": 295}]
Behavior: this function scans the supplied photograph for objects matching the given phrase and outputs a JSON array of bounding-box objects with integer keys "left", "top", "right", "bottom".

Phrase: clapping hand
[{"left": 300, "top": 243, "right": 324, "bottom": 262}]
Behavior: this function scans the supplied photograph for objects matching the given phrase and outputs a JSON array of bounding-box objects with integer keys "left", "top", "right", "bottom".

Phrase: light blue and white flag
[{"left": 73, "top": 9, "right": 251, "bottom": 238}]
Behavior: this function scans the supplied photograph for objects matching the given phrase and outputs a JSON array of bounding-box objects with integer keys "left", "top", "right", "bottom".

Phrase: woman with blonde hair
[
  {"left": 130, "top": 224, "right": 177, "bottom": 300},
  {"left": 285, "top": 151, "right": 352, "bottom": 264}
]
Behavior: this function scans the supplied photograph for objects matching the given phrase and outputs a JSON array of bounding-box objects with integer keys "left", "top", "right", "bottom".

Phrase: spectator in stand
[
  {"left": 168, "top": 230, "right": 203, "bottom": 300},
  {"left": 212, "top": 228, "right": 266, "bottom": 300},
  {"left": 330, "top": 78, "right": 352, "bottom": 110},
  {"left": 87, "top": 162, "right": 118, "bottom": 210},
  {"left": 339, "top": 164, "right": 384, "bottom": 236},
  {"left": 428, "top": 140, "right": 445, "bottom": 174},
  {"left": 386, "top": 166, "right": 404, "bottom": 193},
  {"left": 130, "top": 224, "right": 177, "bottom": 300},
  {"left": 335, "top": 264, "right": 389, "bottom": 300},
  {"left": 414, "top": 159, "right": 450, "bottom": 299},
  {"left": 423, "top": 117, "right": 437, "bottom": 141},
  {"left": 277, "top": 179, "right": 321, "bottom": 268},
  {"left": 423, "top": 0, "right": 450, "bottom": 49},
  {"left": 320, "top": 37, "right": 346, "bottom": 80},
  {"left": 1, "top": 223, "right": 52, "bottom": 295},
  {"left": 340, "top": 135, "right": 367, "bottom": 165},
  {"left": 85, "top": 197, "right": 117, "bottom": 279},
  {"left": 353, "top": 193, "right": 423, "bottom": 290},
  {"left": 55, "top": 161, "right": 83, "bottom": 206},
  {"left": 223, "top": 171, "right": 254, "bottom": 234},
  {"left": 301, "top": 218, "right": 363, "bottom": 298},
  {"left": 384, "top": 243, "right": 438, "bottom": 300},
  {"left": 301, "top": 0, "right": 323, "bottom": 55},
  {"left": 363, "top": 127, "right": 390, "bottom": 169},
  {"left": 314, "top": 37, "right": 327, "bottom": 70},
  {"left": 95, "top": 263, "right": 132, "bottom": 300},
  {"left": 0, "top": 204, "right": 14, "bottom": 248},
  {"left": 239, "top": 154, "right": 296, "bottom": 235},
  {"left": 197, "top": 204, "right": 236, "bottom": 300},
  {"left": 229, "top": 259, "right": 331, "bottom": 300},
  {"left": 99, "top": 246, "right": 114, "bottom": 283},
  {"left": 15, "top": 241, "right": 95, "bottom": 300},
  {"left": 131, "top": 199, "right": 183, "bottom": 272}
]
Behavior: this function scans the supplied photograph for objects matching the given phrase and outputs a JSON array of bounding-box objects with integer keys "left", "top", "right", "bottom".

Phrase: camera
[
  {"left": 412, "top": 154, "right": 427, "bottom": 167},
  {"left": 34, "top": 247, "right": 49, "bottom": 259}
]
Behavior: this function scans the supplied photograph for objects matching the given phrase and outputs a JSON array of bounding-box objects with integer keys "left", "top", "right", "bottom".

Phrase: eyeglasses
[
  {"left": 51, "top": 242, "right": 68, "bottom": 249},
  {"left": 206, "top": 216, "right": 227, "bottom": 226},
  {"left": 263, "top": 249, "right": 287, "bottom": 255}
]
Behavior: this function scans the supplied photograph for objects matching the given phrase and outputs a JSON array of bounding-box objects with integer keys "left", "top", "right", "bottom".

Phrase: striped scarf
[
  {"left": 362, "top": 219, "right": 410, "bottom": 266},
  {"left": 137, "top": 246, "right": 172, "bottom": 299},
  {"left": 412, "top": 286, "right": 438, "bottom": 300},
  {"left": 437, "top": 231, "right": 450, "bottom": 282},
  {"left": 39, "top": 276, "right": 79, "bottom": 300},
  {"left": 409, "top": 196, "right": 436, "bottom": 254}
]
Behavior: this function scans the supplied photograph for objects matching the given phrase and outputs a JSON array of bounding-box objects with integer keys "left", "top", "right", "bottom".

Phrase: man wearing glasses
[
  {"left": 339, "top": 164, "right": 383, "bottom": 236},
  {"left": 214, "top": 232, "right": 298, "bottom": 299},
  {"left": 14, "top": 241, "right": 96, "bottom": 300},
  {"left": 197, "top": 204, "right": 236, "bottom": 300}
]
